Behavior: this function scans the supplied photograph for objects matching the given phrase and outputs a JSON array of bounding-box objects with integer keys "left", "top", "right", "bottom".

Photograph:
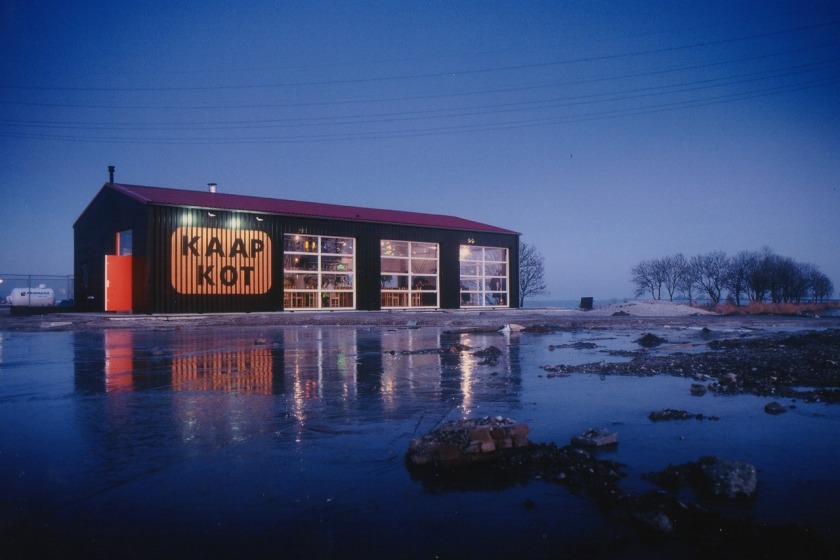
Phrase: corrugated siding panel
[
  {"left": 148, "top": 206, "right": 283, "bottom": 313},
  {"left": 74, "top": 188, "right": 148, "bottom": 311}
]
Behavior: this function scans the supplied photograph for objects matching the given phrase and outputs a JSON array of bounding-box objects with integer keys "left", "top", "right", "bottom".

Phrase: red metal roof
[{"left": 107, "top": 183, "right": 518, "bottom": 234}]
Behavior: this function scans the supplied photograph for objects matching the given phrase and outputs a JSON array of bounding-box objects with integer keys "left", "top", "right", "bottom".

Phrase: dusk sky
[{"left": 1, "top": 1, "right": 838, "bottom": 301}]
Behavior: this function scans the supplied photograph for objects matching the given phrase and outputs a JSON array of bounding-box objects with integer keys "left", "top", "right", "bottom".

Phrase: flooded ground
[{"left": 1, "top": 322, "right": 839, "bottom": 558}]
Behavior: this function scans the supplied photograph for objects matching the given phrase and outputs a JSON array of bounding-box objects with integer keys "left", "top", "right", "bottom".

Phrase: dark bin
[{"left": 579, "top": 297, "right": 593, "bottom": 310}]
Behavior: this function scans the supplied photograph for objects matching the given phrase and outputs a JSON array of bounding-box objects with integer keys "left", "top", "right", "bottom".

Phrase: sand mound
[{"left": 587, "top": 300, "right": 716, "bottom": 317}]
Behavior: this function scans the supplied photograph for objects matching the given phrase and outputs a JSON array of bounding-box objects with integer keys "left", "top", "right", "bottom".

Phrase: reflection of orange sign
[
  {"left": 171, "top": 227, "right": 272, "bottom": 295},
  {"left": 171, "top": 346, "right": 274, "bottom": 395}
]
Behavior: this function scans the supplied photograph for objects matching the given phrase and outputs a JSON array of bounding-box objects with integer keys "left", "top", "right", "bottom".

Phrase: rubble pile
[
  {"left": 648, "top": 408, "right": 719, "bottom": 421},
  {"left": 406, "top": 416, "right": 530, "bottom": 468},
  {"left": 644, "top": 456, "right": 758, "bottom": 499},
  {"left": 406, "top": 420, "right": 823, "bottom": 554},
  {"left": 570, "top": 428, "right": 618, "bottom": 447},
  {"left": 635, "top": 333, "right": 668, "bottom": 347},
  {"left": 542, "top": 328, "right": 840, "bottom": 402}
]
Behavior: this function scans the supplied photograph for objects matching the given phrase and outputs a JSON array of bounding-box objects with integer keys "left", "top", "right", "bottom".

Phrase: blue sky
[{"left": 1, "top": 1, "right": 838, "bottom": 300}]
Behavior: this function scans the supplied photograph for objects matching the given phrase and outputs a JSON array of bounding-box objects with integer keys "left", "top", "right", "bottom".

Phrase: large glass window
[
  {"left": 380, "top": 240, "right": 439, "bottom": 308},
  {"left": 459, "top": 245, "right": 509, "bottom": 307},
  {"left": 284, "top": 235, "right": 355, "bottom": 309}
]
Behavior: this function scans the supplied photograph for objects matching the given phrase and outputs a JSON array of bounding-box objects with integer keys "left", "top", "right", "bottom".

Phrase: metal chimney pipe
[
  {"left": 108, "top": 165, "right": 115, "bottom": 183},
  {"left": 208, "top": 182, "right": 217, "bottom": 193}
]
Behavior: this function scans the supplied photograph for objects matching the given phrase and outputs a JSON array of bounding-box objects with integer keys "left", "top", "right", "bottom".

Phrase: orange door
[{"left": 105, "top": 255, "right": 133, "bottom": 311}]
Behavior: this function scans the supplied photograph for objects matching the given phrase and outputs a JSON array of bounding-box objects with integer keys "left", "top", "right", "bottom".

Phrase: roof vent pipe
[
  {"left": 108, "top": 165, "right": 115, "bottom": 183},
  {"left": 208, "top": 182, "right": 217, "bottom": 193}
]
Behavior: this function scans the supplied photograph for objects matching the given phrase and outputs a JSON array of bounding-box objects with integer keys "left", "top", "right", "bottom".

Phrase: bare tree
[
  {"left": 632, "top": 247, "right": 835, "bottom": 306},
  {"left": 744, "top": 248, "right": 774, "bottom": 302},
  {"left": 765, "top": 253, "right": 806, "bottom": 303},
  {"left": 676, "top": 256, "right": 698, "bottom": 303},
  {"left": 780, "top": 258, "right": 810, "bottom": 303},
  {"left": 662, "top": 253, "right": 688, "bottom": 301},
  {"left": 631, "top": 258, "right": 666, "bottom": 300},
  {"left": 809, "top": 268, "right": 834, "bottom": 302},
  {"left": 691, "top": 251, "right": 728, "bottom": 304},
  {"left": 724, "top": 251, "right": 752, "bottom": 306},
  {"left": 518, "top": 242, "right": 547, "bottom": 307}
]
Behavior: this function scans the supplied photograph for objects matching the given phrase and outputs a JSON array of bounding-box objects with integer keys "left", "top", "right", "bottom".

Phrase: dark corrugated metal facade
[{"left": 74, "top": 183, "right": 520, "bottom": 314}]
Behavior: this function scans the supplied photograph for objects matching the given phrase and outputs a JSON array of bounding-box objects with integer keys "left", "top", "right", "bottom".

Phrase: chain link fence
[{"left": 0, "top": 274, "right": 74, "bottom": 307}]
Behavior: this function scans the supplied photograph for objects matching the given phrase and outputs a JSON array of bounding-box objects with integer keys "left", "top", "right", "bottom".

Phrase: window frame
[
  {"left": 459, "top": 245, "right": 509, "bottom": 308},
  {"left": 283, "top": 234, "right": 356, "bottom": 309},
  {"left": 380, "top": 240, "right": 439, "bottom": 308}
]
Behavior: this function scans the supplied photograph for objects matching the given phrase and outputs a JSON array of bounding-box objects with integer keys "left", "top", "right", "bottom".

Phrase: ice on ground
[
  {"left": 534, "top": 300, "right": 716, "bottom": 317},
  {"left": 585, "top": 300, "right": 716, "bottom": 317}
]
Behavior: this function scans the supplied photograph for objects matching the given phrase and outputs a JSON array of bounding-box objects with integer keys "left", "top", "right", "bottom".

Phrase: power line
[
  {"left": 1, "top": 19, "right": 837, "bottom": 146},
  {"left": 1, "top": 42, "right": 834, "bottom": 111},
  {"left": 1, "top": 76, "right": 835, "bottom": 144},
  {"left": 2, "top": 58, "right": 836, "bottom": 131},
  {"left": 1, "top": 21, "right": 836, "bottom": 93}
]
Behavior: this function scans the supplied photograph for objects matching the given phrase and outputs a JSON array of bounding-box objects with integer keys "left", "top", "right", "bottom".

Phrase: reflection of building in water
[
  {"left": 73, "top": 330, "right": 280, "bottom": 471},
  {"left": 278, "top": 329, "right": 360, "bottom": 422},
  {"left": 170, "top": 339, "right": 274, "bottom": 395},
  {"left": 74, "top": 330, "right": 141, "bottom": 393},
  {"left": 105, "top": 330, "right": 135, "bottom": 392},
  {"left": 100, "top": 331, "right": 277, "bottom": 395},
  {"left": 77, "top": 330, "right": 277, "bottom": 396},
  {"left": 380, "top": 329, "right": 521, "bottom": 415},
  {"left": 76, "top": 327, "right": 521, "bottom": 429},
  {"left": 380, "top": 329, "right": 442, "bottom": 411}
]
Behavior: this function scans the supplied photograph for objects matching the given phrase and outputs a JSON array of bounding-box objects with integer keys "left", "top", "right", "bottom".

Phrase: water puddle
[{"left": 1, "top": 326, "right": 838, "bottom": 557}]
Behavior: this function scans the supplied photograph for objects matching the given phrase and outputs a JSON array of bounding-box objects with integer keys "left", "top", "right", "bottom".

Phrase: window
[
  {"left": 117, "top": 230, "right": 132, "bottom": 256},
  {"left": 284, "top": 235, "right": 355, "bottom": 309},
  {"left": 380, "top": 240, "right": 439, "bottom": 308},
  {"left": 459, "top": 245, "right": 509, "bottom": 307}
]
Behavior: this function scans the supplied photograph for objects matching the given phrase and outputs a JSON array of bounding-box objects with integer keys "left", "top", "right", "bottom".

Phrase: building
[{"left": 74, "top": 175, "right": 520, "bottom": 314}]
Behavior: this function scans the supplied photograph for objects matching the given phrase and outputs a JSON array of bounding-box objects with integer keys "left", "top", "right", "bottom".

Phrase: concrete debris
[
  {"left": 699, "top": 456, "right": 758, "bottom": 498},
  {"left": 764, "top": 401, "right": 788, "bottom": 415},
  {"left": 649, "top": 409, "right": 709, "bottom": 421},
  {"left": 571, "top": 428, "right": 618, "bottom": 448},
  {"left": 690, "top": 383, "right": 708, "bottom": 396},
  {"left": 406, "top": 417, "right": 530, "bottom": 468},
  {"left": 645, "top": 456, "right": 758, "bottom": 499},
  {"left": 635, "top": 333, "right": 667, "bottom": 347}
]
